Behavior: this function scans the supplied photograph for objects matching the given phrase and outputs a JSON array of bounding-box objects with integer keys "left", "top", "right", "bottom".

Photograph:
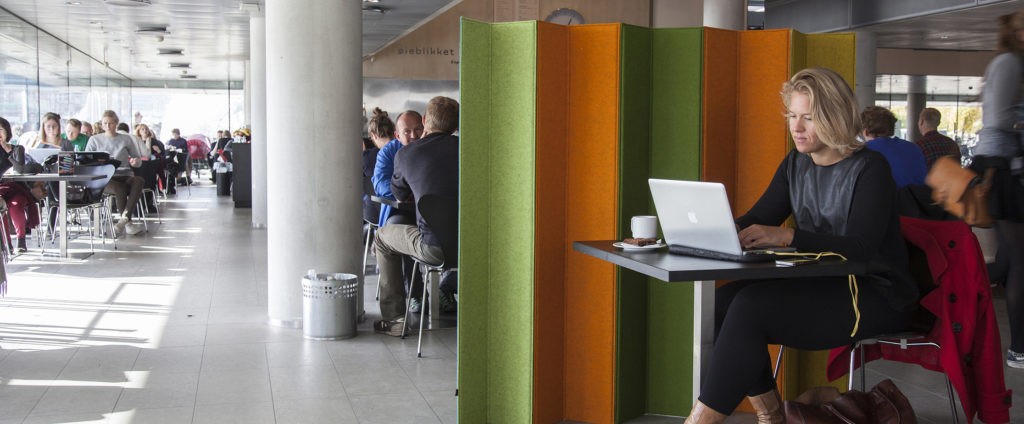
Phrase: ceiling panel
[{"left": 0, "top": 0, "right": 455, "bottom": 81}]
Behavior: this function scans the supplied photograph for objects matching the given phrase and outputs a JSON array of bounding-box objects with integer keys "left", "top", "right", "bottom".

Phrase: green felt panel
[
  {"left": 616, "top": 23, "right": 653, "bottom": 423},
  {"left": 646, "top": 27, "right": 704, "bottom": 416},
  {"left": 790, "top": 30, "right": 807, "bottom": 77},
  {"left": 457, "top": 18, "right": 492, "bottom": 423},
  {"left": 457, "top": 18, "right": 537, "bottom": 424}
]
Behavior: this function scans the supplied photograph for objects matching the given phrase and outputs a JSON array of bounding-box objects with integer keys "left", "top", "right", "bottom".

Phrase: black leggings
[
  {"left": 698, "top": 277, "right": 908, "bottom": 414},
  {"left": 995, "top": 220, "right": 1024, "bottom": 352}
]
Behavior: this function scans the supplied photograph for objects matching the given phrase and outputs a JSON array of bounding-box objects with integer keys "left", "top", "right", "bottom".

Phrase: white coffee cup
[{"left": 630, "top": 215, "right": 658, "bottom": 239}]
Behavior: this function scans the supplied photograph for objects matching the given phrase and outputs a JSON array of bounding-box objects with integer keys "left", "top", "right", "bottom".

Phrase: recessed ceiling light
[
  {"left": 362, "top": 5, "right": 387, "bottom": 14},
  {"left": 168, "top": 62, "right": 191, "bottom": 69},
  {"left": 180, "top": 74, "right": 198, "bottom": 79},
  {"left": 65, "top": 1, "right": 82, "bottom": 5},
  {"left": 104, "top": 0, "right": 152, "bottom": 6},
  {"left": 89, "top": 21, "right": 101, "bottom": 25},
  {"left": 158, "top": 48, "right": 184, "bottom": 56},
  {"left": 136, "top": 25, "right": 170, "bottom": 35},
  {"left": 363, "top": 0, "right": 380, "bottom": 2}
]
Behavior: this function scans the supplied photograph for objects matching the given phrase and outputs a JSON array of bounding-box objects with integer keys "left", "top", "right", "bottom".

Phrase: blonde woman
[
  {"left": 683, "top": 68, "right": 917, "bottom": 423},
  {"left": 85, "top": 110, "right": 145, "bottom": 236},
  {"left": 30, "top": 112, "right": 73, "bottom": 150}
]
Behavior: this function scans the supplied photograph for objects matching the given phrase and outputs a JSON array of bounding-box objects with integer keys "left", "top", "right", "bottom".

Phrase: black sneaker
[
  {"left": 1009, "top": 349, "right": 1024, "bottom": 369},
  {"left": 16, "top": 238, "right": 26, "bottom": 253},
  {"left": 373, "top": 319, "right": 405, "bottom": 337},
  {"left": 409, "top": 297, "right": 424, "bottom": 314},
  {"left": 440, "top": 292, "right": 457, "bottom": 314}
]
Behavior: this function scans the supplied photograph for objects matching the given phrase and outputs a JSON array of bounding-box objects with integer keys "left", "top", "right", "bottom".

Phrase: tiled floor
[
  {"left": 0, "top": 181, "right": 456, "bottom": 424},
  {"left": 0, "top": 180, "right": 1018, "bottom": 424}
]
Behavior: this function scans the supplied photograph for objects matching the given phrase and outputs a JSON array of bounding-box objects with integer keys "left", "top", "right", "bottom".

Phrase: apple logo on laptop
[{"left": 688, "top": 211, "right": 699, "bottom": 224}]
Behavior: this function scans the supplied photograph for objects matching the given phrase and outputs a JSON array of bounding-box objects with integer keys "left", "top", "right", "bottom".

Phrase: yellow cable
[{"left": 768, "top": 250, "right": 860, "bottom": 337}]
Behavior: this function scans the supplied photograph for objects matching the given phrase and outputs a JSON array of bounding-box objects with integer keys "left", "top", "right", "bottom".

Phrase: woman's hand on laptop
[{"left": 738, "top": 224, "right": 794, "bottom": 249}]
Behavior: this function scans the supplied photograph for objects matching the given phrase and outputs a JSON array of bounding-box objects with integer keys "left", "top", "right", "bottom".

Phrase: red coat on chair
[{"left": 826, "top": 217, "right": 1012, "bottom": 423}]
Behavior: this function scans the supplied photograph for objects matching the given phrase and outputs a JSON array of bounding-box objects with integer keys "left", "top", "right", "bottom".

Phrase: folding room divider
[{"left": 459, "top": 18, "right": 855, "bottom": 424}]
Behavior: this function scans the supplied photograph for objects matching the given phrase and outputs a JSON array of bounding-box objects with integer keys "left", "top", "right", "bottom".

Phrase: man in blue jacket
[
  {"left": 371, "top": 110, "right": 425, "bottom": 312},
  {"left": 374, "top": 97, "right": 459, "bottom": 336},
  {"left": 861, "top": 106, "right": 927, "bottom": 188}
]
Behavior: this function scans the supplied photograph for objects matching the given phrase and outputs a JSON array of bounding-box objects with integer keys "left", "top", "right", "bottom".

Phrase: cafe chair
[
  {"left": 141, "top": 188, "right": 161, "bottom": 224},
  {"left": 63, "top": 164, "right": 117, "bottom": 252},
  {"left": 774, "top": 218, "right": 1011, "bottom": 424},
  {"left": 401, "top": 194, "right": 458, "bottom": 358}
]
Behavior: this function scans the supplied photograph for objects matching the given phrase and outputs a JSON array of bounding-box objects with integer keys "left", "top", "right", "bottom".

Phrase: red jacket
[{"left": 826, "top": 217, "right": 1012, "bottom": 423}]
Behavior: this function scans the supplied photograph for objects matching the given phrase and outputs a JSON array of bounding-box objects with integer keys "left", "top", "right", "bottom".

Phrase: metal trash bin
[
  {"left": 301, "top": 271, "right": 358, "bottom": 340},
  {"left": 213, "top": 162, "right": 233, "bottom": 196}
]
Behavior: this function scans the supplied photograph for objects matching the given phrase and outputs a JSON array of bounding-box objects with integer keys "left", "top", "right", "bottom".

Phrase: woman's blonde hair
[
  {"left": 35, "top": 112, "right": 62, "bottom": 147},
  {"left": 134, "top": 123, "right": 151, "bottom": 139},
  {"left": 781, "top": 67, "right": 862, "bottom": 156},
  {"left": 998, "top": 9, "right": 1024, "bottom": 54}
]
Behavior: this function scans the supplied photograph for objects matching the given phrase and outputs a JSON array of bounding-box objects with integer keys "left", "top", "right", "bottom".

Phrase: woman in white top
[{"left": 85, "top": 110, "right": 145, "bottom": 236}]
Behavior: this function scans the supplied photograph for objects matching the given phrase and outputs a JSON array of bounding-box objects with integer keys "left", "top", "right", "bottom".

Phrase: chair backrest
[
  {"left": 362, "top": 175, "right": 375, "bottom": 197},
  {"left": 416, "top": 194, "right": 458, "bottom": 268},
  {"left": 72, "top": 163, "right": 116, "bottom": 201}
]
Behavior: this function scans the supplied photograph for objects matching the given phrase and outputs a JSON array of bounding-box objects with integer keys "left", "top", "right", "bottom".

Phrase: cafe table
[
  {"left": 2, "top": 173, "right": 105, "bottom": 258},
  {"left": 572, "top": 240, "right": 867, "bottom": 406},
  {"left": 370, "top": 195, "right": 414, "bottom": 211}
]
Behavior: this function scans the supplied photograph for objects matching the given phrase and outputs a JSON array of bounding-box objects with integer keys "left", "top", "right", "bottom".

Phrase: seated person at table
[
  {"left": 373, "top": 109, "right": 422, "bottom": 225},
  {"left": 87, "top": 110, "right": 145, "bottom": 237},
  {"left": 371, "top": 108, "right": 428, "bottom": 312},
  {"left": 860, "top": 106, "right": 927, "bottom": 188},
  {"left": 0, "top": 116, "right": 40, "bottom": 252},
  {"left": 683, "top": 68, "right": 918, "bottom": 424},
  {"left": 166, "top": 128, "right": 191, "bottom": 186},
  {"left": 374, "top": 96, "right": 459, "bottom": 336},
  {"left": 914, "top": 107, "right": 961, "bottom": 170},
  {"left": 81, "top": 121, "right": 94, "bottom": 138},
  {"left": 64, "top": 119, "right": 89, "bottom": 152},
  {"left": 134, "top": 124, "right": 165, "bottom": 211},
  {"left": 362, "top": 136, "right": 384, "bottom": 224},
  {"left": 28, "top": 112, "right": 74, "bottom": 151}
]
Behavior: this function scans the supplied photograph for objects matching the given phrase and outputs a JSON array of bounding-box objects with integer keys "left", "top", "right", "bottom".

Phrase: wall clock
[{"left": 545, "top": 8, "right": 585, "bottom": 25}]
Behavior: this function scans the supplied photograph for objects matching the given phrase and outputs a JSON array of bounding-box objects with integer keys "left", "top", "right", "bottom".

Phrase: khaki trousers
[{"left": 374, "top": 224, "right": 443, "bottom": 321}]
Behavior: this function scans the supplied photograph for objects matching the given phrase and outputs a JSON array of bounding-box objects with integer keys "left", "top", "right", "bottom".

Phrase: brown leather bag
[
  {"left": 925, "top": 156, "right": 995, "bottom": 227},
  {"left": 784, "top": 379, "right": 917, "bottom": 424}
]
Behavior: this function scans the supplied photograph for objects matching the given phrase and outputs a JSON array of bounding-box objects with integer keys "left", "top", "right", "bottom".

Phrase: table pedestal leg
[
  {"left": 59, "top": 180, "right": 67, "bottom": 258},
  {"left": 693, "top": 280, "right": 715, "bottom": 406}
]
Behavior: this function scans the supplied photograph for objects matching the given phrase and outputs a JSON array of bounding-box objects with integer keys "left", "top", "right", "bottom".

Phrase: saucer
[{"left": 613, "top": 241, "right": 667, "bottom": 251}]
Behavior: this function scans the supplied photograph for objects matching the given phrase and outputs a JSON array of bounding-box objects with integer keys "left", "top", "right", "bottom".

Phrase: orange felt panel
[
  {"left": 563, "top": 23, "right": 621, "bottom": 424},
  {"left": 534, "top": 21, "right": 569, "bottom": 424},
  {"left": 701, "top": 27, "right": 739, "bottom": 211},
  {"left": 734, "top": 29, "right": 792, "bottom": 215}
]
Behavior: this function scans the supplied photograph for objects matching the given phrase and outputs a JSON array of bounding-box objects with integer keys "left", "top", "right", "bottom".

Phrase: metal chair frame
[
  {"left": 774, "top": 334, "right": 960, "bottom": 424},
  {"left": 398, "top": 194, "right": 458, "bottom": 358}
]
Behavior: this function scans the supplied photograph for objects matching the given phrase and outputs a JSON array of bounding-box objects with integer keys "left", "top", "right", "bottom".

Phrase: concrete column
[
  {"left": 651, "top": 0, "right": 744, "bottom": 29},
  {"left": 265, "top": 0, "right": 362, "bottom": 327},
  {"left": 855, "top": 31, "right": 877, "bottom": 111},
  {"left": 702, "top": 0, "right": 745, "bottom": 30},
  {"left": 906, "top": 75, "right": 927, "bottom": 141},
  {"left": 244, "top": 60, "right": 251, "bottom": 127},
  {"left": 250, "top": 15, "right": 268, "bottom": 229}
]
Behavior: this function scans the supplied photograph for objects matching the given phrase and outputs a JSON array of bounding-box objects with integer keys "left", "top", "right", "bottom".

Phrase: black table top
[
  {"left": 573, "top": 240, "right": 868, "bottom": 282},
  {"left": 369, "top": 195, "right": 414, "bottom": 211},
  {"left": 1, "top": 173, "right": 104, "bottom": 182}
]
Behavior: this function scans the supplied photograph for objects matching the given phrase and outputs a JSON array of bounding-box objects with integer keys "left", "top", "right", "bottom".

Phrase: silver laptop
[
  {"left": 26, "top": 148, "right": 61, "bottom": 164},
  {"left": 648, "top": 178, "right": 792, "bottom": 262}
]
